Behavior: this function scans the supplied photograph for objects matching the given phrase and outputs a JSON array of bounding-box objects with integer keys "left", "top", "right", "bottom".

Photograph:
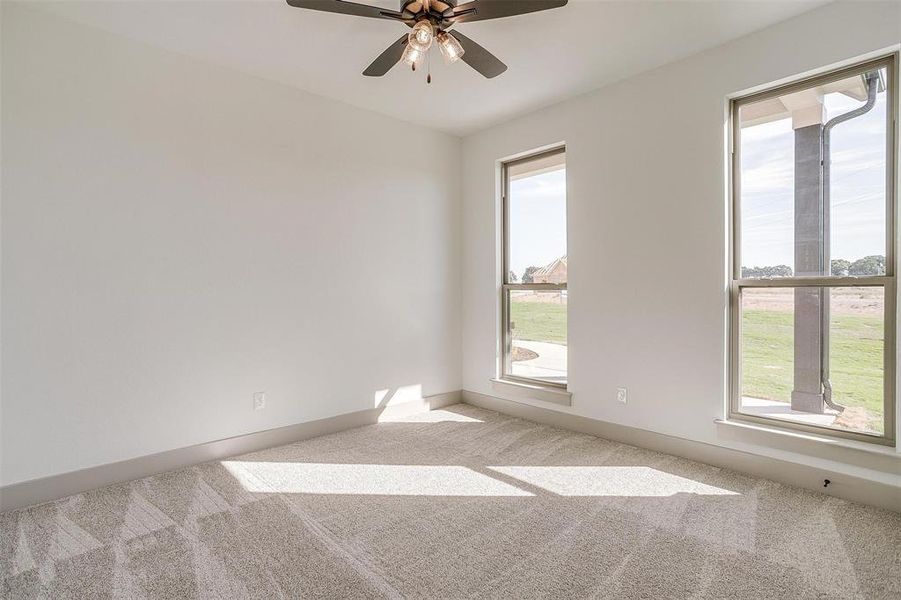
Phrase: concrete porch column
[{"left": 787, "top": 93, "right": 826, "bottom": 413}]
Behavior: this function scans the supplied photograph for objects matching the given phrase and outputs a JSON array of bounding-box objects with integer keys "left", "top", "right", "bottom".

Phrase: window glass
[
  {"left": 738, "top": 67, "right": 889, "bottom": 278},
  {"left": 732, "top": 58, "right": 894, "bottom": 443},
  {"left": 507, "top": 154, "right": 566, "bottom": 284},
  {"left": 503, "top": 148, "right": 567, "bottom": 387},
  {"left": 738, "top": 286, "right": 885, "bottom": 436},
  {"left": 827, "top": 68, "right": 888, "bottom": 274},
  {"left": 508, "top": 289, "right": 567, "bottom": 385}
]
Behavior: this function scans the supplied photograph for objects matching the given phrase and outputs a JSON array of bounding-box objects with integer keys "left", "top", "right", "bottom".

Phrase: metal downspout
[{"left": 820, "top": 72, "right": 880, "bottom": 412}]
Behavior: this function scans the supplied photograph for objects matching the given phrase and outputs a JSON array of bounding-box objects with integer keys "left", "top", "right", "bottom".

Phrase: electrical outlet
[
  {"left": 253, "top": 392, "right": 266, "bottom": 411},
  {"left": 616, "top": 387, "right": 628, "bottom": 404}
]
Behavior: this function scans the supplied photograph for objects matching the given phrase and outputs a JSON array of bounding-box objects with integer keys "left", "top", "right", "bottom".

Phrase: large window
[
  {"left": 501, "top": 147, "right": 567, "bottom": 387},
  {"left": 731, "top": 56, "right": 896, "bottom": 444}
]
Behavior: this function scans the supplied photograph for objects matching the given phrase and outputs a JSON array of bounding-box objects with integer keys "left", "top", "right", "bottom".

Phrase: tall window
[
  {"left": 731, "top": 56, "right": 896, "bottom": 444},
  {"left": 501, "top": 147, "right": 567, "bottom": 388}
]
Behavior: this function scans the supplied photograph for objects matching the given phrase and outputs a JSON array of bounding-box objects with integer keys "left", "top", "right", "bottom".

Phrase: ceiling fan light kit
[
  {"left": 437, "top": 31, "right": 464, "bottom": 64},
  {"left": 286, "top": 0, "right": 568, "bottom": 81},
  {"left": 409, "top": 20, "right": 435, "bottom": 52},
  {"left": 401, "top": 43, "right": 425, "bottom": 66}
]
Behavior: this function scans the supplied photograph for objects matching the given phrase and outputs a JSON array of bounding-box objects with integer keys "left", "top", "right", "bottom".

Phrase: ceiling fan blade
[
  {"left": 285, "top": 0, "right": 405, "bottom": 21},
  {"left": 447, "top": 0, "right": 567, "bottom": 24},
  {"left": 363, "top": 35, "right": 408, "bottom": 76},
  {"left": 449, "top": 31, "right": 507, "bottom": 79}
]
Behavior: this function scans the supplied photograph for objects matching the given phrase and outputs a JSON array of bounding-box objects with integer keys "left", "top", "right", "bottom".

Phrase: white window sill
[
  {"left": 490, "top": 378, "right": 572, "bottom": 406},
  {"left": 715, "top": 418, "right": 899, "bottom": 473}
]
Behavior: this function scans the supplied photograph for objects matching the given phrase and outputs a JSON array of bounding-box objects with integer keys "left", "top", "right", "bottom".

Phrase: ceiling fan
[{"left": 285, "top": 0, "right": 568, "bottom": 80}]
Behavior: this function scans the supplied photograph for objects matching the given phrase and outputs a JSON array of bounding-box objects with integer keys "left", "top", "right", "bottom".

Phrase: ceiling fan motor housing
[
  {"left": 286, "top": 0, "right": 568, "bottom": 79},
  {"left": 401, "top": 0, "right": 458, "bottom": 27}
]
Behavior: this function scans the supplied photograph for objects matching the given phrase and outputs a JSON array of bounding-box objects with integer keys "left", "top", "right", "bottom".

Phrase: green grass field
[
  {"left": 511, "top": 298, "right": 884, "bottom": 432},
  {"left": 510, "top": 298, "right": 567, "bottom": 345},
  {"left": 742, "top": 309, "right": 884, "bottom": 432}
]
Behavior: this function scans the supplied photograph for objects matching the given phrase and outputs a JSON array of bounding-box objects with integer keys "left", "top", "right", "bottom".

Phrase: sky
[
  {"left": 509, "top": 74, "right": 889, "bottom": 280},
  {"left": 508, "top": 167, "right": 566, "bottom": 280},
  {"left": 740, "top": 74, "right": 888, "bottom": 270}
]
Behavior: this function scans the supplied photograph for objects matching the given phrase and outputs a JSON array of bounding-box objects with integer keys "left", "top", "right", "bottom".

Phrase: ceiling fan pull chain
[{"left": 427, "top": 50, "right": 431, "bottom": 84}]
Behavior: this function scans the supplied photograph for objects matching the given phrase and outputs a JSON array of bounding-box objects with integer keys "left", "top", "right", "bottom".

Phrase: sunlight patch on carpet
[
  {"left": 381, "top": 410, "right": 484, "bottom": 423},
  {"left": 222, "top": 462, "right": 533, "bottom": 496},
  {"left": 489, "top": 466, "right": 740, "bottom": 497}
]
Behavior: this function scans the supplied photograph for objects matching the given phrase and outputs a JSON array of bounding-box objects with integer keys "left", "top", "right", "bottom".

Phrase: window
[
  {"left": 730, "top": 56, "right": 896, "bottom": 444},
  {"left": 501, "top": 147, "right": 567, "bottom": 387}
]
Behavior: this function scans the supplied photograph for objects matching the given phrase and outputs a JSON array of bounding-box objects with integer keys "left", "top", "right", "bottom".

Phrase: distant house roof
[{"left": 533, "top": 255, "right": 566, "bottom": 277}]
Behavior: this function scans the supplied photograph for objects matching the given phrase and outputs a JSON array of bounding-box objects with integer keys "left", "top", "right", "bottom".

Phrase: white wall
[
  {"left": 461, "top": 1, "right": 901, "bottom": 481},
  {"left": 1, "top": 4, "right": 461, "bottom": 486},
  {"left": 4, "top": 0, "right": 900, "bottom": 491}
]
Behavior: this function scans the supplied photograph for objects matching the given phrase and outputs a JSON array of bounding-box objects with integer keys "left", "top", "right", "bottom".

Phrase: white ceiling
[{"left": 32, "top": 0, "right": 828, "bottom": 136}]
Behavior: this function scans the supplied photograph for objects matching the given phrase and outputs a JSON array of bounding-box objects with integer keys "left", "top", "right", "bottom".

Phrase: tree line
[
  {"left": 509, "top": 266, "right": 542, "bottom": 284},
  {"left": 515, "top": 255, "right": 887, "bottom": 281},
  {"left": 741, "top": 255, "right": 885, "bottom": 278}
]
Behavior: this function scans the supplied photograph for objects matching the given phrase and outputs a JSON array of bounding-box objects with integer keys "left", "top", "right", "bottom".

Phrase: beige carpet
[{"left": 2, "top": 403, "right": 899, "bottom": 599}]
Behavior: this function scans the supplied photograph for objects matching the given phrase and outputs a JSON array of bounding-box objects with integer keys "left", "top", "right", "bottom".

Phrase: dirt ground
[
  {"left": 512, "top": 346, "right": 539, "bottom": 362},
  {"left": 511, "top": 291, "right": 567, "bottom": 304},
  {"left": 832, "top": 406, "right": 877, "bottom": 431},
  {"left": 742, "top": 286, "right": 884, "bottom": 316}
]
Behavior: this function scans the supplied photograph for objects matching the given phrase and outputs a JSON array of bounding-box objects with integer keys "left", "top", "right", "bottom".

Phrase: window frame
[
  {"left": 728, "top": 54, "right": 898, "bottom": 446},
  {"left": 500, "top": 146, "right": 568, "bottom": 390}
]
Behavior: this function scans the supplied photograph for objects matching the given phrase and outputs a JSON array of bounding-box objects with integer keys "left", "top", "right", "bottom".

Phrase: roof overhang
[{"left": 740, "top": 70, "right": 886, "bottom": 128}]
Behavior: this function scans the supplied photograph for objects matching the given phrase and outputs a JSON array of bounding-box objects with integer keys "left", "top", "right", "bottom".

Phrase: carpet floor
[{"left": 2, "top": 403, "right": 899, "bottom": 599}]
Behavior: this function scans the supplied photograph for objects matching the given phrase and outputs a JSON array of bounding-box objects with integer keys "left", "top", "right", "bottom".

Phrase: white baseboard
[
  {"left": 0, "top": 391, "right": 460, "bottom": 512},
  {"left": 462, "top": 390, "right": 900, "bottom": 513},
  {"left": 6, "top": 389, "right": 894, "bottom": 514}
]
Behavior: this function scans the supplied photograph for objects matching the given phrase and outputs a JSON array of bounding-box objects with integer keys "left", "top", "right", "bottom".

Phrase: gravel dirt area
[{"left": 742, "top": 287, "right": 883, "bottom": 316}]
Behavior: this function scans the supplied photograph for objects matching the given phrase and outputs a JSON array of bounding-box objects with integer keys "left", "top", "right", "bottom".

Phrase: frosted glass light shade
[
  {"left": 401, "top": 43, "right": 424, "bottom": 66},
  {"left": 409, "top": 21, "right": 434, "bottom": 52},
  {"left": 437, "top": 32, "right": 464, "bottom": 63}
]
